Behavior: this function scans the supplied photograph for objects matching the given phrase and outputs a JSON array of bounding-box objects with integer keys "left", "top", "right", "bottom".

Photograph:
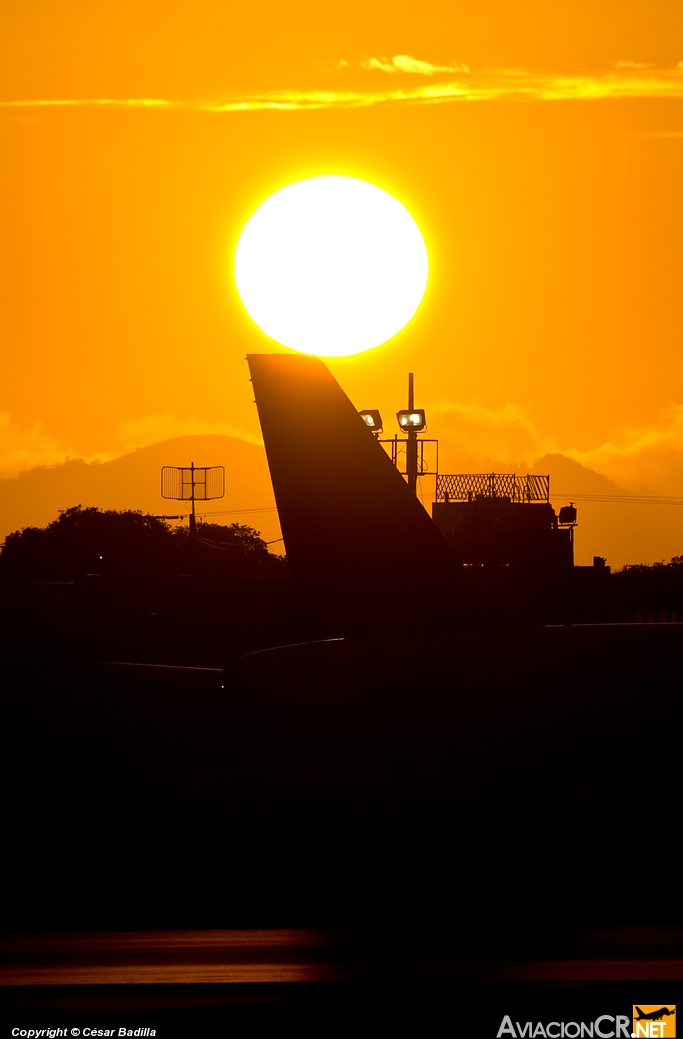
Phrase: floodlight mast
[
  {"left": 189, "top": 462, "right": 196, "bottom": 540},
  {"left": 384, "top": 376, "right": 430, "bottom": 496},
  {"left": 407, "top": 373, "right": 418, "bottom": 496}
]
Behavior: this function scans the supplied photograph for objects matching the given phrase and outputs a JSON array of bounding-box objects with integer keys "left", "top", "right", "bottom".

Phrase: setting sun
[{"left": 233, "top": 176, "right": 429, "bottom": 357}]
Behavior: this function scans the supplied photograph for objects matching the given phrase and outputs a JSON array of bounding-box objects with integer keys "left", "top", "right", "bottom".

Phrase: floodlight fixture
[
  {"left": 558, "top": 503, "right": 577, "bottom": 526},
  {"left": 359, "top": 409, "right": 383, "bottom": 434},
  {"left": 397, "top": 409, "right": 426, "bottom": 432}
]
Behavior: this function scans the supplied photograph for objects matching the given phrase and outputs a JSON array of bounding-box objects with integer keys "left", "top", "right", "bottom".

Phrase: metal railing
[
  {"left": 378, "top": 436, "right": 438, "bottom": 477},
  {"left": 436, "top": 473, "right": 550, "bottom": 503}
]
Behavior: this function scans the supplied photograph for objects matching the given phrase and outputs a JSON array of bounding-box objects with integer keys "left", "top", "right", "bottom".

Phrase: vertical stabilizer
[{"left": 247, "top": 354, "right": 459, "bottom": 605}]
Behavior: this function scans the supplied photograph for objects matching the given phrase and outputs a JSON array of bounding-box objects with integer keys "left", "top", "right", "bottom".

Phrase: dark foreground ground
[{"left": 2, "top": 577, "right": 682, "bottom": 1033}]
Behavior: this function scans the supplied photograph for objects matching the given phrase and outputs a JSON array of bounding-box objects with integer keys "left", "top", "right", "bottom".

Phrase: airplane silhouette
[
  {"left": 152, "top": 350, "right": 683, "bottom": 953},
  {"left": 635, "top": 1008, "right": 675, "bottom": 1022},
  {"left": 247, "top": 351, "right": 460, "bottom": 625}
]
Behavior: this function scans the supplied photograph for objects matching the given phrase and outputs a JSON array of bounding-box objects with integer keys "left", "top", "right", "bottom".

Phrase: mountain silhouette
[
  {"left": 531, "top": 453, "right": 683, "bottom": 567},
  {"left": 533, "top": 452, "right": 628, "bottom": 496},
  {"left": 2, "top": 443, "right": 682, "bottom": 568},
  {"left": 0, "top": 435, "right": 279, "bottom": 547}
]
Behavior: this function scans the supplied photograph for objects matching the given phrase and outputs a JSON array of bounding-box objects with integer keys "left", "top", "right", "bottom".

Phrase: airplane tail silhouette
[{"left": 247, "top": 353, "right": 460, "bottom": 627}]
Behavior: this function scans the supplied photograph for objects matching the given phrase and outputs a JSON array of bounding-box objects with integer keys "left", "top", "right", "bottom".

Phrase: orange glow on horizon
[{"left": 2, "top": 0, "right": 683, "bottom": 565}]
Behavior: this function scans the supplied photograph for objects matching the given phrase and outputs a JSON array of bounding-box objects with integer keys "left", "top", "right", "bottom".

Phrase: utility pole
[
  {"left": 189, "top": 461, "right": 196, "bottom": 539},
  {"left": 160, "top": 461, "right": 225, "bottom": 541},
  {"left": 406, "top": 373, "right": 418, "bottom": 496}
]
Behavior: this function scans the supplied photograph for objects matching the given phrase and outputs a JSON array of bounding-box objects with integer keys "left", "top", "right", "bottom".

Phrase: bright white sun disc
[{"left": 233, "top": 176, "right": 429, "bottom": 357}]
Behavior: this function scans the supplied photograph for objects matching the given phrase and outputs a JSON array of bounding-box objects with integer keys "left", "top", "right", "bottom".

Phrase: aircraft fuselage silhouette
[{"left": 635, "top": 1009, "right": 675, "bottom": 1022}]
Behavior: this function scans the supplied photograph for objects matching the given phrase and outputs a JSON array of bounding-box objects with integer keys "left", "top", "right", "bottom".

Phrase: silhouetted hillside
[
  {"left": 534, "top": 452, "right": 624, "bottom": 496},
  {"left": 0, "top": 434, "right": 280, "bottom": 547}
]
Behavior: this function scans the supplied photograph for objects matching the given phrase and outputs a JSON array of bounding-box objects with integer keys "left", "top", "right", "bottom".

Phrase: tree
[
  {"left": 180, "top": 520, "right": 287, "bottom": 576},
  {"left": 613, "top": 554, "right": 683, "bottom": 612},
  {"left": 0, "top": 506, "right": 286, "bottom": 580}
]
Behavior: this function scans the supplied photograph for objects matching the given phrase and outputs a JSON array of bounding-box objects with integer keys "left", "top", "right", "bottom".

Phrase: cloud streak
[
  {"left": 428, "top": 399, "right": 557, "bottom": 471},
  {"left": 3, "top": 66, "right": 683, "bottom": 112},
  {"left": 361, "top": 55, "right": 470, "bottom": 75},
  {"left": 0, "top": 412, "right": 262, "bottom": 479},
  {"left": 613, "top": 60, "right": 652, "bottom": 69},
  {"left": 6, "top": 401, "right": 683, "bottom": 512},
  {"left": 429, "top": 398, "right": 683, "bottom": 499},
  {"left": 116, "top": 413, "right": 263, "bottom": 454},
  {"left": 0, "top": 413, "right": 75, "bottom": 478},
  {"left": 563, "top": 405, "right": 683, "bottom": 495}
]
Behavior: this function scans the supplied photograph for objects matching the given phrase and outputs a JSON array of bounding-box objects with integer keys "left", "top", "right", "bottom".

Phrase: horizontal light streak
[
  {"left": 3, "top": 963, "right": 335, "bottom": 985},
  {"left": 9, "top": 929, "right": 683, "bottom": 995},
  {"left": 0, "top": 928, "right": 336, "bottom": 986},
  {"left": 3, "top": 67, "right": 683, "bottom": 113}
]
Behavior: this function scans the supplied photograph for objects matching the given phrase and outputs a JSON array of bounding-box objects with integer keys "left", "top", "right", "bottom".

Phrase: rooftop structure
[{"left": 432, "top": 473, "right": 575, "bottom": 570}]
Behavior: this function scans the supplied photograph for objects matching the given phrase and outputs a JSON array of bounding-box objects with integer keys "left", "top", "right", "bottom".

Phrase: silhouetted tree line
[
  {"left": 613, "top": 555, "right": 683, "bottom": 611},
  {"left": 0, "top": 505, "right": 287, "bottom": 581}
]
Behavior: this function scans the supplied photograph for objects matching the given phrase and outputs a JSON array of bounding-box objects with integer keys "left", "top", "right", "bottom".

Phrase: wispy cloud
[
  {"left": 0, "top": 412, "right": 262, "bottom": 479},
  {"left": 0, "top": 412, "right": 75, "bottom": 478},
  {"left": 116, "top": 413, "right": 263, "bottom": 453},
  {"left": 3, "top": 98, "right": 176, "bottom": 109},
  {"left": 428, "top": 400, "right": 557, "bottom": 471},
  {"left": 361, "top": 54, "right": 470, "bottom": 75},
  {"left": 563, "top": 405, "right": 683, "bottom": 495},
  {"left": 613, "top": 60, "right": 652, "bottom": 69},
  {"left": 429, "top": 398, "right": 683, "bottom": 498},
  {"left": 3, "top": 65, "right": 683, "bottom": 113},
  {"left": 7, "top": 401, "right": 683, "bottom": 519}
]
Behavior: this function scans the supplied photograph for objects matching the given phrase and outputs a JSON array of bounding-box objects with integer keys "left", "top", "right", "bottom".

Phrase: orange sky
[{"left": 2, "top": 1, "right": 683, "bottom": 564}]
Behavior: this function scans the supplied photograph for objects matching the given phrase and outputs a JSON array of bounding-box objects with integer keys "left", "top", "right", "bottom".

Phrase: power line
[
  {"left": 195, "top": 506, "right": 278, "bottom": 517},
  {"left": 418, "top": 486, "right": 683, "bottom": 508},
  {"left": 153, "top": 506, "right": 278, "bottom": 519},
  {"left": 195, "top": 534, "right": 285, "bottom": 552},
  {"left": 196, "top": 536, "right": 245, "bottom": 552},
  {"left": 550, "top": 492, "right": 683, "bottom": 506},
  {"left": 163, "top": 491, "right": 683, "bottom": 520}
]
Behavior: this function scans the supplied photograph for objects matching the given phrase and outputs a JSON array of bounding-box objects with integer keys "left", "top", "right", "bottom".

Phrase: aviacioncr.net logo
[
  {"left": 497, "top": 1017, "right": 631, "bottom": 1037},
  {"left": 632, "top": 1006, "right": 676, "bottom": 1038}
]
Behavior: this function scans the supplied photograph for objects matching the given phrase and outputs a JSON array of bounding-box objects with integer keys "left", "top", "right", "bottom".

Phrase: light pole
[
  {"left": 396, "top": 373, "right": 426, "bottom": 497},
  {"left": 364, "top": 375, "right": 429, "bottom": 497},
  {"left": 406, "top": 374, "right": 418, "bottom": 496},
  {"left": 188, "top": 461, "right": 197, "bottom": 540}
]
